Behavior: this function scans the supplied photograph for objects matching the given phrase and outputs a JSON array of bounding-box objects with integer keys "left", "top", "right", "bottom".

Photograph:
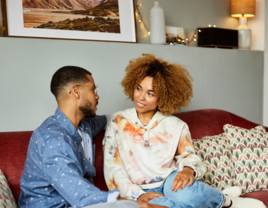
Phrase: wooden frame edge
[{"left": 1, "top": 0, "right": 8, "bottom": 37}]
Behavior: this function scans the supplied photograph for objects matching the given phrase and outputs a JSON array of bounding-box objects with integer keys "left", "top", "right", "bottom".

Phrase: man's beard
[{"left": 79, "top": 98, "right": 96, "bottom": 118}]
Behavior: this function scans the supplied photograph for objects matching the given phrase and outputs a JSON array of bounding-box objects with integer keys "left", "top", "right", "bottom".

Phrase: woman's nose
[{"left": 139, "top": 92, "right": 145, "bottom": 100}]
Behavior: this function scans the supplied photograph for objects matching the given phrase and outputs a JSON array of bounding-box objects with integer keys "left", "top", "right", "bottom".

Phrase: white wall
[
  {"left": 263, "top": 0, "right": 268, "bottom": 126},
  {"left": 0, "top": 37, "right": 264, "bottom": 132},
  {"left": 247, "top": 0, "right": 265, "bottom": 51}
]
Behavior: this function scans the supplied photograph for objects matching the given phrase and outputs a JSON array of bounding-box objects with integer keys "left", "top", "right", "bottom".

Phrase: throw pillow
[
  {"left": 224, "top": 124, "right": 267, "bottom": 193},
  {"left": 0, "top": 169, "right": 18, "bottom": 208},
  {"left": 193, "top": 133, "right": 234, "bottom": 190}
]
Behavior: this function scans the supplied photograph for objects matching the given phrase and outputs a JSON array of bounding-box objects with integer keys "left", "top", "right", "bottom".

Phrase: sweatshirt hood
[{"left": 119, "top": 108, "right": 167, "bottom": 130}]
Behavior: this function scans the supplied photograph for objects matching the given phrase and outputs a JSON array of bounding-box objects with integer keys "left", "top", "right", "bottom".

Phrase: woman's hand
[
  {"left": 137, "top": 192, "right": 164, "bottom": 203},
  {"left": 172, "top": 167, "right": 195, "bottom": 192}
]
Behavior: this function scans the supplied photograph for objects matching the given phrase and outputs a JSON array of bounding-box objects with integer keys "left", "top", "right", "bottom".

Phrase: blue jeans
[{"left": 143, "top": 171, "right": 224, "bottom": 208}]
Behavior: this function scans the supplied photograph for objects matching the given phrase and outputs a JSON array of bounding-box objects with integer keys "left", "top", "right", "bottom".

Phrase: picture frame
[
  {"left": 165, "top": 25, "right": 186, "bottom": 44},
  {"left": 1, "top": 0, "right": 137, "bottom": 43}
]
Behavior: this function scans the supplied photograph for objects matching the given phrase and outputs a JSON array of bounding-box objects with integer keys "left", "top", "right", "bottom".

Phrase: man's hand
[
  {"left": 136, "top": 201, "right": 168, "bottom": 208},
  {"left": 137, "top": 192, "right": 164, "bottom": 203},
  {"left": 172, "top": 167, "right": 195, "bottom": 192}
]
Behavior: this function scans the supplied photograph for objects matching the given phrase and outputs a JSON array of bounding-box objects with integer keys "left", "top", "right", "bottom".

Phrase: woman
[{"left": 103, "top": 54, "right": 265, "bottom": 208}]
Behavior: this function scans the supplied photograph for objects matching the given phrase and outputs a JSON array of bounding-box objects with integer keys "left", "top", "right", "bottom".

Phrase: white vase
[
  {"left": 150, "top": 2, "right": 166, "bottom": 45},
  {"left": 237, "top": 17, "right": 252, "bottom": 50}
]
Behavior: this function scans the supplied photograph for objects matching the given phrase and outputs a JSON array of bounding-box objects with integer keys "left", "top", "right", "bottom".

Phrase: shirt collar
[{"left": 54, "top": 108, "right": 83, "bottom": 143}]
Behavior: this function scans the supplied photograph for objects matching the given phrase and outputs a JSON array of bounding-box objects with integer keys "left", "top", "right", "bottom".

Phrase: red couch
[{"left": 1, "top": 109, "right": 268, "bottom": 206}]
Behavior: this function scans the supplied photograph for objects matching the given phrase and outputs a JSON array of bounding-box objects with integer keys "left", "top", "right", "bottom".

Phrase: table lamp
[{"left": 231, "top": 0, "right": 256, "bottom": 50}]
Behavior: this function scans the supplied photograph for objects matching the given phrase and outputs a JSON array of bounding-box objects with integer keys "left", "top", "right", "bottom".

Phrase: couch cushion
[
  {"left": 193, "top": 133, "right": 233, "bottom": 190},
  {"left": 0, "top": 170, "right": 18, "bottom": 208},
  {"left": 224, "top": 124, "right": 268, "bottom": 193}
]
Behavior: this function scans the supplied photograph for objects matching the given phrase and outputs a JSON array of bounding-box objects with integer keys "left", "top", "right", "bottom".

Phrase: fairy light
[{"left": 135, "top": 2, "right": 150, "bottom": 36}]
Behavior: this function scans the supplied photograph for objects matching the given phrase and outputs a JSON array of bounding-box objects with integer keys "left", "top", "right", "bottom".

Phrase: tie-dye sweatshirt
[{"left": 103, "top": 108, "right": 206, "bottom": 200}]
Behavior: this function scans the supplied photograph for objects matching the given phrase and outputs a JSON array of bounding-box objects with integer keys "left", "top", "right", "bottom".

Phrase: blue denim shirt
[{"left": 18, "top": 108, "right": 117, "bottom": 208}]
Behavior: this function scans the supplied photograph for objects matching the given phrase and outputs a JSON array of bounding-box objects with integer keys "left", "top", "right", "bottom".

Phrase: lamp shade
[{"left": 231, "top": 0, "right": 256, "bottom": 17}]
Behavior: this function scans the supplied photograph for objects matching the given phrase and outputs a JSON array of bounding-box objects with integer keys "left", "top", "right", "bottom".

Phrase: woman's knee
[{"left": 164, "top": 180, "right": 224, "bottom": 207}]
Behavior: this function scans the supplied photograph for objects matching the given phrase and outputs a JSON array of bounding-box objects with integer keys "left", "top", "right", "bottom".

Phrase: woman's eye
[
  {"left": 148, "top": 93, "right": 154, "bottom": 96},
  {"left": 137, "top": 87, "right": 141, "bottom": 91}
]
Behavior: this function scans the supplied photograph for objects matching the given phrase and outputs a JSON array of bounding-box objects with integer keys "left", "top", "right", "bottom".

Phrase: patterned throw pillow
[
  {"left": 193, "top": 133, "right": 234, "bottom": 190},
  {"left": 0, "top": 170, "right": 18, "bottom": 208},
  {"left": 224, "top": 124, "right": 267, "bottom": 193}
]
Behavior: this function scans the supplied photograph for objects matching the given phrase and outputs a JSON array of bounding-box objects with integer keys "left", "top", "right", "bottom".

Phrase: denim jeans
[{"left": 144, "top": 171, "right": 224, "bottom": 208}]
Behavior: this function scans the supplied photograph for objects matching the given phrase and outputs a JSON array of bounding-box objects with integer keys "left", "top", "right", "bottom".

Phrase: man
[{"left": 18, "top": 66, "right": 167, "bottom": 208}]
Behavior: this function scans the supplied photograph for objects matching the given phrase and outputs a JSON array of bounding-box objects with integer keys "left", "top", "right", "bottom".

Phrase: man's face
[{"left": 79, "top": 74, "right": 99, "bottom": 117}]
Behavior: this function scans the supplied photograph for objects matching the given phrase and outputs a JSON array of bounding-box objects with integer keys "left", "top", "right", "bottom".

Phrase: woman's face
[{"left": 134, "top": 76, "right": 159, "bottom": 114}]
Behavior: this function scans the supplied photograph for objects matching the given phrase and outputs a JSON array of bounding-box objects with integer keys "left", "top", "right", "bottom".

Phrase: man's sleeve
[
  {"left": 83, "top": 115, "right": 107, "bottom": 137},
  {"left": 42, "top": 136, "right": 112, "bottom": 207}
]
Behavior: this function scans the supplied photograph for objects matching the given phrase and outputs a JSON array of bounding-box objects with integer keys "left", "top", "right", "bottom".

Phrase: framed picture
[
  {"left": 165, "top": 25, "right": 186, "bottom": 44},
  {"left": 1, "top": 0, "right": 137, "bottom": 43}
]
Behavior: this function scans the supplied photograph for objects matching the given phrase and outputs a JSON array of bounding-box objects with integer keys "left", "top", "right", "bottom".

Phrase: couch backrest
[
  {"left": 1, "top": 109, "right": 267, "bottom": 202},
  {"left": 0, "top": 131, "right": 32, "bottom": 201}
]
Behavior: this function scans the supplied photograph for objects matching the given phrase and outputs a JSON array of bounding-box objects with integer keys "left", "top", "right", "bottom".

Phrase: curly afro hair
[{"left": 121, "top": 54, "right": 193, "bottom": 115}]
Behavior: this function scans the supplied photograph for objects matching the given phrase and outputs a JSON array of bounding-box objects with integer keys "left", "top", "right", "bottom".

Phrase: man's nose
[{"left": 96, "top": 94, "right": 99, "bottom": 100}]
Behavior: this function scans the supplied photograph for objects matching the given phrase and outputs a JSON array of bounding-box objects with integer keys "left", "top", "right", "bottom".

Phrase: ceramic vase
[
  {"left": 237, "top": 17, "right": 251, "bottom": 50},
  {"left": 150, "top": 1, "right": 166, "bottom": 45}
]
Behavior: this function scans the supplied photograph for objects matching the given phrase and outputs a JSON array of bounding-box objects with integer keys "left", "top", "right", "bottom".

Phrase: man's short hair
[{"left": 50, "top": 66, "right": 92, "bottom": 98}]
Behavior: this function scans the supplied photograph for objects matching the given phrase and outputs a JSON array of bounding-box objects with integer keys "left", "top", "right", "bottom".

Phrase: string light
[{"left": 135, "top": 2, "right": 150, "bottom": 36}]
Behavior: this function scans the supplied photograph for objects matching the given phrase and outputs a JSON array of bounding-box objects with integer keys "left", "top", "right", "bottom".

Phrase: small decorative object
[
  {"left": 197, "top": 27, "right": 238, "bottom": 49},
  {"left": 150, "top": 1, "right": 166, "bottom": 44},
  {"left": 1, "top": 0, "right": 137, "bottom": 42},
  {"left": 231, "top": 0, "right": 256, "bottom": 50},
  {"left": 165, "top": 26, "right": 186, "bottom": 45}
]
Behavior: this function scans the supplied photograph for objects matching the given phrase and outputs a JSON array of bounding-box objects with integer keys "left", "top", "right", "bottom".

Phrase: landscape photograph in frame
[
  {"left": 2, "top": 0, "right": 136, "bottom": 42},
  {"left": 22, "top": 0, "right": 121, "bottom": 34}
]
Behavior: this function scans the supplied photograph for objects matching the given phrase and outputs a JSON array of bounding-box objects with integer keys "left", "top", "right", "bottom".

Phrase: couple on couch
[{"left": 18, "top": 54, "right": 265, "bottom": 208}]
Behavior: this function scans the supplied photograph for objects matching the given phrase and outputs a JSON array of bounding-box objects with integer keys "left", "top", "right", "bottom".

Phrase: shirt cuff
[
  {"left": 132, "top": 190, "right": 146, "bottom": 201},
  {"left": 104, "top": 114, "right": 111, "bottom": 130},
  {"left": 180, "top": 164, "right": 198, "bottom": 179},
  {"left": 107, "top": 190, "right": 120, "bottom": 203}
]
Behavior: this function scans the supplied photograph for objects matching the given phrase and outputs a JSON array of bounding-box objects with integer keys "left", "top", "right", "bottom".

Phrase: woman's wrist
[{"left": 183, "top": 166, "right": 195, "bottom": 176}]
